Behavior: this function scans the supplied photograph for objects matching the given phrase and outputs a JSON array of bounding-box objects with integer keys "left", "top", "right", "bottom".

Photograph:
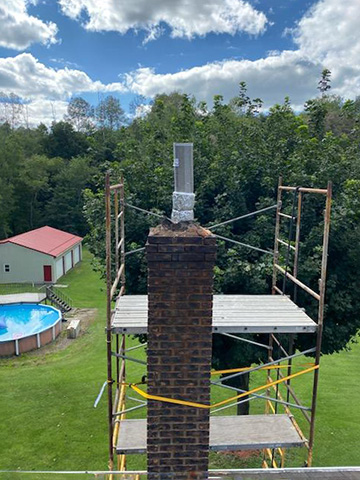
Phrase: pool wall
[{"left": 0, "top": 310, "right": 62, "bottom": 357}]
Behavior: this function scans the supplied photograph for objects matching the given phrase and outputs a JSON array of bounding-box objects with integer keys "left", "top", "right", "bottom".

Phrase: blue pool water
[{"left": 0, "top": 304, "right": 61, "bottom": 342}]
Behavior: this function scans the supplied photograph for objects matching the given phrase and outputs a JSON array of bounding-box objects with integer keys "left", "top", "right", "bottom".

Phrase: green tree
[
  {"left": 318, "top": 68, "right": 331, "bottom": 96},
  {"left": 230, "top": 82, "right": 263, "bottom": 116},
  {"left": 15, "top": 155, "right": 63, "bottom": 230},
  {"left": 305, "top": 69, "right": 333, "bottom": 138},
  {"left": 96, "top": 96, "right": 126, "bottom": 130},
  {"left": 43, "top": 121, "right": 89, "bottom": 159},
  {"left": 65, "top": 97, "right": 94, "bottom": 133},
  {"left": 0, "top": 92, "right": 25, "bottom": 128},
  {"left": 46, "top": 156, "right": 95, "bottom": 235},
  {"left": 0, "top": 123, "right": 22, "bottom": 237}
]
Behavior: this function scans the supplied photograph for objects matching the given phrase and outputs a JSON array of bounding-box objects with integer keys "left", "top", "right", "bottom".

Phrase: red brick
[{"left": 147, "top": 223, "right": 216, "bottom": 480}]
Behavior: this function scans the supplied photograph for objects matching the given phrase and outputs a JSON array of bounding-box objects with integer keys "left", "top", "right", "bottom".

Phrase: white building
[{"left": 0, "top": 226, "right": 83, "bottom": 284}]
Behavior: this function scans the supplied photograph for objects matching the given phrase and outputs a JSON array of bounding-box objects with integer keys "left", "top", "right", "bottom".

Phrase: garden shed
[{"left": 0, "top": 226, "right": 83, "bottom": 284}]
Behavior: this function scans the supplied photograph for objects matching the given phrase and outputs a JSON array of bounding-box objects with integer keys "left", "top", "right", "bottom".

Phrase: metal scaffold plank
[
  {"left": 112, "top": 295, "right": 317, "bottom": 334},
  {"left": 116, "top": 415, "right": 306, "bottom": 454}
]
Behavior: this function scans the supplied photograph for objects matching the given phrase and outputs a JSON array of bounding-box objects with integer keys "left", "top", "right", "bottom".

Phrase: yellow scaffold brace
[
  {"left": 211, "top": 363, "right": 314, "bottom": 375},
  {"left": 129, "top": 365, "right": 319, "bottom": 410}
]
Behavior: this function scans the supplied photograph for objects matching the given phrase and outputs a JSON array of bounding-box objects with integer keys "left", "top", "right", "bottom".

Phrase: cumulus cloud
[
  {"left": 2, "top": 0, "right": 360, "bottom": 125},
  {"left": 59, "top": 0, "right": 268, "bottom": 40},
  {"left": 293, "top": 0, "right": 360, "bottom": 61},
  {"left": 121, "top": 0, "right": 360, "bottom": 108},
  {"left": 123, "top": 52, "right": 320, "bottom": 110},
  {"left": 0, "top": 53, "right": 126, "bottom": 100},
  {"left": 25, "top": 99, "right": 69, "bottom": 126},
  {"left": 293, "top": 0, "right": 360, "bottom": 98},
  {"left": 0, "top": 53, "right": 126, "bottom": 126},
  {"left": 0, "top": 0, "right": 58, "bottom": 50},
  {"left": 133, "top": 103, "right": 152, "bottom": 119}
]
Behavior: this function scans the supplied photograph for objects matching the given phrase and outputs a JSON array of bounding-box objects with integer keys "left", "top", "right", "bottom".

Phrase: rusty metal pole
[
  {"left": 291, "top": 191, "right": 303, "bottom": 334},
  {"left": 293, "top": 192, "right": 302, "bottom": 291},
  {"left": 264, "top": 177, "right": 282, "bottom": 467},
  {"left": 119, "top": 177, "right": 126, "bottom": 471},
  {"left": 114, "top": 190, "right": 119, "bottom": 274},
  {"left": 286, "top": 192, "right": 303, "bottom": 403},
  {"left": 105, "top": 172, "right": 114, "bottom": 470},
  {"left": 114, "top": 188, "right": 120, "bottom": 393},
  {"left": 120, "top": 176, "right": 126, "bottom": 291},
  {"left": 307, "top": 181, "right": 332, "bottom": 467}
]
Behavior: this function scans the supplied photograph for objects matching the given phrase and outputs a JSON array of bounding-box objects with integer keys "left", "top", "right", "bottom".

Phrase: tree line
[{"left": 0, "top": 94, "right": 127, "bottom": 237}]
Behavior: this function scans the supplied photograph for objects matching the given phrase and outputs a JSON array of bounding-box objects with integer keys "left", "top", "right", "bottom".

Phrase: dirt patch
[{"left": 48, "top": 308, "right": 98, "bottom": 353}]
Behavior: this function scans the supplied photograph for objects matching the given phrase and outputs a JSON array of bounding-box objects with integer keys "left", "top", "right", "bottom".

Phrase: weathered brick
[
  {"left": 171, "top": 236, "right": 204, "bottom": 244},
  {"left": 204, "top": 237, "right": 217, "bottom": 245},
  {"left": 147, "top": 223, "right": 216, "bottom": 480},
  {"left": 145, "top": 244, "right": 159, "bottom": 253},
  {"left": 184, "top": 245, "right": 217, "bottom": 253},
  {"left": 147, "top": 253, "right": 173, "bottom": 262},
  {"left": 147, "top": 236, "right": 175, "bottom": 244},
  {"left": 158, "top": 245, "right": 185, "bottom": 253},
  {"left": 177, "top": 253, "right": 205, "bottom": 262}
]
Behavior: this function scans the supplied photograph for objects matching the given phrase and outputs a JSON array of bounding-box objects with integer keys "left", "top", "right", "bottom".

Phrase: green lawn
[
  {"left": 0, "top": 248, "right": 359, "bottom": 472},
  {"left": 0, "top": 249, "right": 144, "bottom": 472}
]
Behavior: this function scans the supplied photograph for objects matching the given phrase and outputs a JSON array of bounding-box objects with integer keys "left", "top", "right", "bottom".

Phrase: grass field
[{"left": 0, "top": 248, "right": 359, "bottom": 472}]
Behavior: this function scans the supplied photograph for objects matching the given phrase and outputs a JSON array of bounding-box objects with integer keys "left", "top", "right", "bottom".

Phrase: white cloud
[
  {"left": 25, "top": 99, "right": 69, "bottom": 126},
  {"left": 0, "top": 53, "right": 126, "bottom": 100},
  {"left": 134, "top": 103, "right": 152, "bottom": 119},
  {"left": 293, "top": 0, "right": 360, "bottom": 98},
  {"left": 59, "top": 0, "right": 268, "bottom": 39},
  {"left": 122, "top": 0, "right": 360, "bottom": 108},
  {"left": 293, "top": 0, "right": 360, "bottom": 62},
  {"left": 123, "top": 51, "right": 320, "bottom": 110},
  {"left": 50, "top": 58, "right": 81, "bottom": 69},
  {"left": 0, "top": 0, "right": 58, "bottom": 50},
  {"left": 2, "top": 0, "right": 360, "bottom": 126},
  {"left": 0, "top": 53, "right": 126, "bottom": 125}
]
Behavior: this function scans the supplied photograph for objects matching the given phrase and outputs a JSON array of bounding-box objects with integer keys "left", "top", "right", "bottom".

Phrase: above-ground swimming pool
[{"left": 0, "top": 303, "right": 62, "bottom": 356}]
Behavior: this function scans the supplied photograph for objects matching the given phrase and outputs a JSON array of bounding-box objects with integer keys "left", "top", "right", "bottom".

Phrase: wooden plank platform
[
  {"left": 112, "top": 295, "right": 317, "bottom": 334},
  {"left": 116, "top": 415, "right": 306, "bottom": 454}
]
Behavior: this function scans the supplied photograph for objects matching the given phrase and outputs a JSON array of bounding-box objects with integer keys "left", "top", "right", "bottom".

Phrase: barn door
[{"left": 43, "top": 265, "right": 52, "bottom": 282}]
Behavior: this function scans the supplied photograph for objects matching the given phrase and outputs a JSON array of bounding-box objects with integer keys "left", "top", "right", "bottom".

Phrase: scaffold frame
[
  {"left": 264, "top": 177, "right": 332, "bottom": 468},
  {"left": 104, "top": 173, "right": 332, "bottom": 475}
]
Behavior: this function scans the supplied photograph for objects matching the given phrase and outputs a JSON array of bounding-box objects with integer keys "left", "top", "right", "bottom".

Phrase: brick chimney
[{"left": 146, "top": 222, "right": 216, "bottom": 480}]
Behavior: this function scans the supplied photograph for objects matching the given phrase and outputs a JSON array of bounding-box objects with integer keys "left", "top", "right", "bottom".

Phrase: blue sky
[
  {"left": 23, "top": 1, "right": 306, "bottom": 77},
  {"left": 0, "top": 0, "right": 359, "bottom": 124}
]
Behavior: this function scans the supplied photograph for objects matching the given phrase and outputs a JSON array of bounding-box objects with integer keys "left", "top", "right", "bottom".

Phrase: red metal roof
[{"left": 0, "top": 226, "right": 83, "bottom": 257}]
